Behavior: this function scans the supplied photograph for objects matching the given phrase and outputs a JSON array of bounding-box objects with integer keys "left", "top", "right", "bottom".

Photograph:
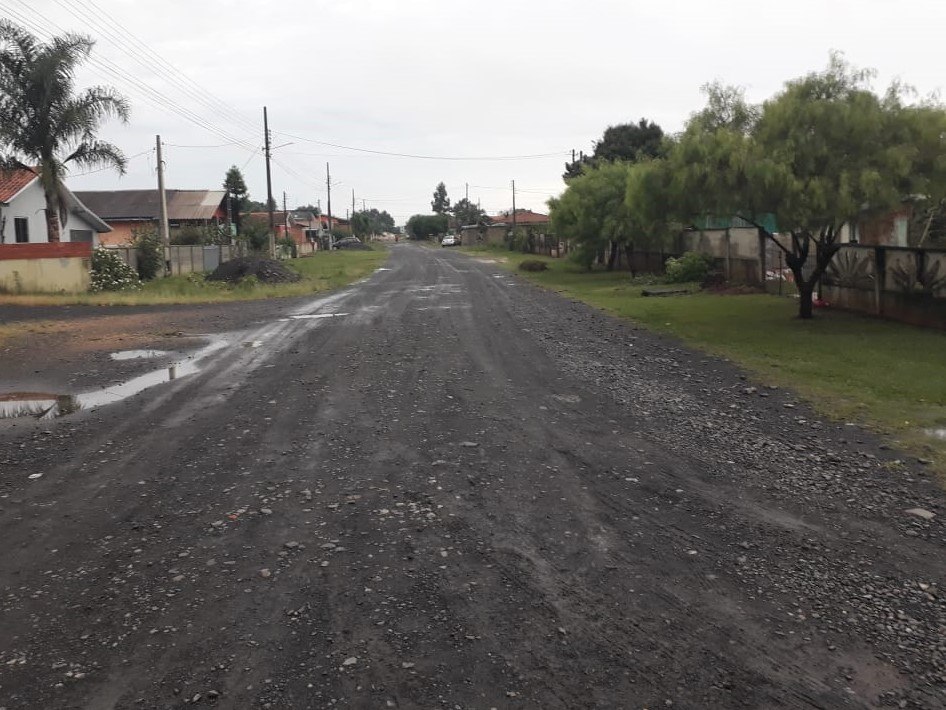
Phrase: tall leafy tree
[
  {"left": 593, "top": 119, "right": 664, "bottom": 163},
  {"left": 564, "top": 119, "right": 664, "bottom": 181},
  {"left": 431, "top": 182, "right": 451, "bottom": 214},
  {"left": 549, "top": 161, "right": 636, "bottom": 270},
  {"left": 222, "top": 165, "right": 249, "bottom": 233},
  {"left": 406, "top": 213, "right": 448, "bottom": 240},
  {"left": 670, "top": 55, "right": 946, "bottom": 318},
  {"left": 0, "top": 21, "right": 129, "bottom": 242},
  {"left": 351, "top": 208, "right": 395, "bottom": 237},
  {"left": 451, "top": 197, "right": 486, "bottom": 227}
]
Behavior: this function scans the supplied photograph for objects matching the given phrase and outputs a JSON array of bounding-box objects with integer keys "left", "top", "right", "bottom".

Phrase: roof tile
[{"left": 0, "top": 168, "right": 38, "bottom": 203}]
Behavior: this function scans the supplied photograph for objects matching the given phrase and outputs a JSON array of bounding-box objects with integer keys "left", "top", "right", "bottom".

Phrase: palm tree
[{"left": 0, "top": 20, "right": 129, "bottom": 242}]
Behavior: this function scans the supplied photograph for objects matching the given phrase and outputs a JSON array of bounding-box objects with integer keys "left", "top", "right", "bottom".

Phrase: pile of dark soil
[
  {"left": 207, "top": 257, "right": 301, "bottom": 284},
  {"left": 519, "top": 260, "right": 549, "bottom": 272}
]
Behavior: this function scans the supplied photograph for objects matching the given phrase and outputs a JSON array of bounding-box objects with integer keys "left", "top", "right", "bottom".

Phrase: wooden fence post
[{"left": 874, "top": 246, "right": 886, "bottom": 316}]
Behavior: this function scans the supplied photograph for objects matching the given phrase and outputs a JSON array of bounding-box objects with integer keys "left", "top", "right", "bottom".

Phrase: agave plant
[
  {"left": 889, "top": 253, "right": 946, "bottom": 295},
  {"left": 825, "top": 249, "right": 874, "bottom": 289}
]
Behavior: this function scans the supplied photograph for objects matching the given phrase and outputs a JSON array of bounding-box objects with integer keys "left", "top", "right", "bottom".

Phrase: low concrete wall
[
  {"left": 107, "top": 244, "right": 242, "bottom": 276},
  {"left": 0, "top": 243, "right": 92, "bottom": 293}
]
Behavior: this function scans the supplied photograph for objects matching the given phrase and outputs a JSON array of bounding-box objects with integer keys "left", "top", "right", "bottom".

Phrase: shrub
[
  {"left": 519, "top": 260, "right": 548, "bottom": 272},
  {"left": 665, "top": 251, "right": 712, "bottom": 283},
  {"left": 90, "top": 247, "right": 141, "bottom": 292},
  {"left": 132, "top": 227, "right": 164, "bottom": 280},
  {"left": 238, "top": 221, "right": 270, "bottom": 253}
]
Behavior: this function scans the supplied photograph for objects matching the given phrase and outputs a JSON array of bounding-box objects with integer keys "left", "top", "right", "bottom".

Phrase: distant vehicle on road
[
  {"left": 333, "top": 237, "right": 370, "bottom": 251},
  {"left": 441, "top": 235, "right": 459, "bottom": 247}
]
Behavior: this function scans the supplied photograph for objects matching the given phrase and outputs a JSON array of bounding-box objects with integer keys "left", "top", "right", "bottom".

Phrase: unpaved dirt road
[{"left": 1, "top": 244, "right": 944, "bottom": 709}]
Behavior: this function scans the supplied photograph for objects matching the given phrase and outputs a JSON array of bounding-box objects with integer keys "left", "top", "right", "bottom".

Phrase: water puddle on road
[
  {"left": 281, "top": 313, "right": 348, "bottom": 321},
  {"left": 110, "top": 349, "right": 169, "bottom": 361},
  {"left": 0, "top": 340, "right": 228, "bottom": 421},
  {"left": 925, "top": 428, "right": 946, "bottom": 441}
]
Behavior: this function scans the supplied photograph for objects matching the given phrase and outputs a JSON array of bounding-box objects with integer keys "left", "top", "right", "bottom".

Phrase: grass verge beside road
[
  {"left": 462, "top": 246, "right": 946, "bottom": 473},
  {"left": 0, "top": 249, "right": 388, "bottom": 307}
]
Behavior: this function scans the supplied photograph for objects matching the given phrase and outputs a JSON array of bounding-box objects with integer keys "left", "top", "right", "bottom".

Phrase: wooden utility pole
[
  {"left": 263, "top": 106, "right": 275, "bottom": 257},
  {"left": 511, "top": 179, "right": 517, "bottom": 235},
  {"left": 155, "top": 135, "right": 171, "bottom": 275},
  {"left": 465, "top": 183, "right": 469, "bottom": 201},
  {"left": 283, "top": 192, "right": 289, "bottom": 238},
  {"left": 326, "top": 163, "right": 333, "bottom": 242},
  {"left": 352, "top": 189, "right": 356, "bottom": 221}
]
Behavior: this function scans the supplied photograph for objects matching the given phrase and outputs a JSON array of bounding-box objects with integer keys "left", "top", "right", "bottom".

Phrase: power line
[
  {"left": 164, "top": 141, "right": 249, "bottom": 149},
  {"left": 272, "top": 130, "right": 570, "bottom": 162},
  {"left": 55, "top": 0, "right": 260, "bottom": 136},
  {"left": 3, "top": 1, "right": 260, "bottom": 153},
  {"left": 68, "top": 148, "right": 153, "bottom": 176}
]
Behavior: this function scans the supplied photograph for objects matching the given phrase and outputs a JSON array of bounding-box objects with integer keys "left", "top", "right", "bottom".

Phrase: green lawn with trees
[{"left": 551, "top": 54, "right": 946, "bottom": 320}]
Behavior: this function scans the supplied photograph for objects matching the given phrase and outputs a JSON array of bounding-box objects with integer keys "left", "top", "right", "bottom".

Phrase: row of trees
[
  {"left": 405, "top": 182, "right": 488, "bottom": 240},
  {"left": 550, "top": 54, "right": 946, "bottom": 318}
]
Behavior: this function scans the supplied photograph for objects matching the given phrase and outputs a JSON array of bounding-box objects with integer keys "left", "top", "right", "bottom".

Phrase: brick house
[{"left": 73, "top": 189, "right": 228, "bottom": 245}]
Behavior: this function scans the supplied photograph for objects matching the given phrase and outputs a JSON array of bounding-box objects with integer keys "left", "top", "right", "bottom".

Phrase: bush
[
  {"left": 132, "top": 227, "right": 164, "bottom": 280},
  {"left": 508, "top": 228, "right": 534, "bottom": 253},
  {"left": 665, "top": 251, "right": 712, "bottom": 283},
  {"left": 238, "top": 221, "right": 270, "bottom": 253},
  {"left": 90, "top": 247, "right": 141, "bottom": 292},
  {"left": 519, "top": 260, "right": 548, "bottom": 272}
]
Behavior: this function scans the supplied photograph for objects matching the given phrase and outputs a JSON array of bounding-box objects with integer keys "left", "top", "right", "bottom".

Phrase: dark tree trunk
[
  {"left": 43, "top": 184, "right": 61, "bottom": 243},
  {"left": 624, "top": 245, "right": 635, "bottom": 277},
  {"left": 797, "top": 279, "right": 815, "bottom": 319},
  {"left": 606, "top": 241, "right": 618, "bottom": 271}
]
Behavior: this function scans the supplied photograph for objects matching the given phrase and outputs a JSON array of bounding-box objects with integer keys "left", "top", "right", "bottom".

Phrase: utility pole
[
  {"left": 283, "top": 191, "right": 289, "bottom": 238},
  {"left": 352, "top": 188, "right": 356, "bottom": 221},
  {"left": 326, "top": 162, "right": 333, "bottom": 244},
  {"left": 511, "top": 179, "right": 517, "bottom": 235},
  {"left": 155, "top": 135, "right": 171, "bottom": 275},
  {"left": 263, "top": 106, "right": 275, "bottom": 258},
  {"left": 465, "top": 183, "right": 469, "bottom": 201}
]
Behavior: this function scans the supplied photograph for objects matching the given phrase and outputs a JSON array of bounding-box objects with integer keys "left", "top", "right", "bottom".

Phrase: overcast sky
[{"left": 5, "top": 0, "right": 946, "bottom": 224}]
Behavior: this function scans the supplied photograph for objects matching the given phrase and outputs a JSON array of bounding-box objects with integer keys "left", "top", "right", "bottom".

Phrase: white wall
[{"left": 1, "top": 179, "right": 100, "bottom": 245}]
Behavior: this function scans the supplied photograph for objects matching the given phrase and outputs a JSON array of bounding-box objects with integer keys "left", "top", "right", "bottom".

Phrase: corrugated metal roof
[{"left": 72, "top": 189, "right": 226, "bottom": 221}]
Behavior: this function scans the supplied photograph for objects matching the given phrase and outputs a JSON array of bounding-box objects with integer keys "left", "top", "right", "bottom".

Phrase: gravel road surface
[{"left": 1, "top": 244, "right": 944, "bottom": 709}]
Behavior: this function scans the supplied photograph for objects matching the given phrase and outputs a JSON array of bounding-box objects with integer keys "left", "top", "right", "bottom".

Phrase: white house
[{"left": 0, "top": 167, "right": 111, "bottom": 245}]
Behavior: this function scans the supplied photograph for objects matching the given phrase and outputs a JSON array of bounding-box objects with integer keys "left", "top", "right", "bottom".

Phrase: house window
[
  {"left": 70, "top": 229, "right": 93, "bottom": 243},
  {"left": 14, "top": 217, "right": 28, "bottom": 243},
  {"left": 893, "top": 216, "right": 909, "bottom": 247}
]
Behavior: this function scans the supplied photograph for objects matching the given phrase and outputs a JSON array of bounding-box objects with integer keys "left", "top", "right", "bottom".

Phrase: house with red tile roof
[
  {"left": 486, "top": 209, "right": 550, "bottom": 227},
  {"left": 0, "top": 167, "right": 110, "bottom": 245},
  {"left": 459, "top": 209, "right": 552, "bottom": 247}
]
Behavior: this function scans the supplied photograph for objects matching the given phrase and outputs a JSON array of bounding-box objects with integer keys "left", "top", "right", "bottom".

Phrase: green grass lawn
[
  {"left": 462, "top": 246, "right": 946, "bottom": 472},
  {"left": 0, "top": 249, "right": 389, "bottom": 307}
]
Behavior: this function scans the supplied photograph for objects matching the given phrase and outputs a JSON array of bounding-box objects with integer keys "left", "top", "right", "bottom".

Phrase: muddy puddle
[
  {"left": 109, "top": 349, "right": 169, "bottom": 361},
  {"left": 1, "top": 340, "right": 227, "bottom": 421}
]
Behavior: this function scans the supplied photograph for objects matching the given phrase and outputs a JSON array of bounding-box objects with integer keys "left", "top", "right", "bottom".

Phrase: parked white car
[{"left": 441, "top": 235, "right": 459, "bottom": 247}]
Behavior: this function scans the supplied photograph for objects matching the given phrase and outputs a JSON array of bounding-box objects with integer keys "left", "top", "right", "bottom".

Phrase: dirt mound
[{"left": 207, "top": 257, "right": 301, "bottom": 284}]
